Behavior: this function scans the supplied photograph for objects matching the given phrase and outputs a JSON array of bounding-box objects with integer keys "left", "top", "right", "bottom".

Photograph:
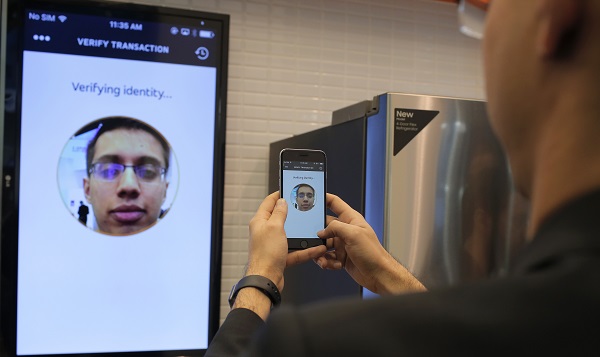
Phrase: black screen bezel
[
  {"left": 279, "top": 148, "right": 327, "bottom": 250},
  {"left": 0, "top": 1, "right": 228, "bottom": 355}
]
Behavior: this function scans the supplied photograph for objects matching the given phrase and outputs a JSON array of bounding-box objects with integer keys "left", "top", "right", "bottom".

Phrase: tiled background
[{"left": 112, "top": 0, "right": 486, "bottom": 323}]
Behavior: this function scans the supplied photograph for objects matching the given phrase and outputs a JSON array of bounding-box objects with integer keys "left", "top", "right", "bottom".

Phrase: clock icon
[{"left": 195, "top": 47, "right": 209, "bottom": 60}]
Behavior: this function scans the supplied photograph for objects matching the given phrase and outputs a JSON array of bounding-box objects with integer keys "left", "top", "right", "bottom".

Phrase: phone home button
[{"left": 300, "top": 240, "right": 308, "bottom": 248}]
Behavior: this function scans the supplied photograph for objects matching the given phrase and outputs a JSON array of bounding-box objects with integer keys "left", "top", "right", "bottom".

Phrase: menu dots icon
[{"left": 33, "top": 34, "right": 51, "bottom": 41}]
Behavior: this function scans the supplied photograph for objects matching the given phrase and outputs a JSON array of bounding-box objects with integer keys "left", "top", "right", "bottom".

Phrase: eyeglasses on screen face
[
  {"left": 458, "top": 0, "right": 490, "bottom": 39},
  {"left": 89, "top": 163, "right": 167, "bottom": 183},
  {"left": 297, "top": 192, "right": 314, "bottom": 199}
]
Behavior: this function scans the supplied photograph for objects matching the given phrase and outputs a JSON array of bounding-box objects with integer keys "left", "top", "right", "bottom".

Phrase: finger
[
  {"left": 317, "top": 219, "right": 360, "bottom": 241},
  {"left": 314, "top": 252, "right": 343, "bottom": 270},
  {"left": 324, "top": 237, "right": 335, "bottom": 250},
  {"left": 314, "top": 238, "right": 347, "bottom": 270},
  {"left": 286, "top": 245, "right": 327, "bottom": 267},
  {"left": 325, "top": 193, "right": 366, "bottom": 224},
  {"left": 269, "top": 198, "right": 288, "bottom": 225},
  {"left": 252, "top": 192, "right": 280, "bottom": 221},
  {"left": 315, "top": 250, "right": 337, "bottom": 262},
  {"left": 325, "top": 215, "right": 338, "bottom": 226},
  {"left": 331, "top": 235, "right": 348, "bottom": 270}
]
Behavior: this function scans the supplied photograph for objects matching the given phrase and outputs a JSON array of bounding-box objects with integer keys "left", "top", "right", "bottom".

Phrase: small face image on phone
[
  {"left": 291, "top": 183, "right": 316, "bottom": 212},
  {"left": 279, "top": 149, "right": 326, "bottom": 249}
]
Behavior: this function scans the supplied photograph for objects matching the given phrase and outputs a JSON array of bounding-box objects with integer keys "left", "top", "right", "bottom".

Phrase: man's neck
[{"left": 527, "top": 92, "right": 600, "bottom": 237}]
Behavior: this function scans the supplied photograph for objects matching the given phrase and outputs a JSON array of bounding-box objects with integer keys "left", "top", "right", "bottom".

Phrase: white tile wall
[{"left": 112, "top": 0, "right": 486, "bottom": 324}]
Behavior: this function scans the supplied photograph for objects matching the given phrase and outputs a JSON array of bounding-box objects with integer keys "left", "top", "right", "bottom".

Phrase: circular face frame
[
  {"left": 57, "top": 116, "right": 179, "bottom": 236},
  {"left": 291, "top": 183, "right": 316, "bottom": 212}
]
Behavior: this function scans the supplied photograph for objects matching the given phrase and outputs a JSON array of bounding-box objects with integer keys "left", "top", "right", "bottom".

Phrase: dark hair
[
  {"left": 85, "top": 116, "right": 170, "bottom": 175},
  {"left": 295, "top": 183, "right": 314, "bottom": 194}
]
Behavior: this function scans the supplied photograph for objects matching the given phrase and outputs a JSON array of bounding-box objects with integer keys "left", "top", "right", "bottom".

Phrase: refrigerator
[{"left": 268, "top": 92, "right": 530, "bottom": 305}]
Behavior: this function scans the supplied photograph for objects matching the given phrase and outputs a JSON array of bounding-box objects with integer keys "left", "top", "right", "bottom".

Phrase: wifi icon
[{"left": 58, "top": 15, "right": 67, "bottom": 23}]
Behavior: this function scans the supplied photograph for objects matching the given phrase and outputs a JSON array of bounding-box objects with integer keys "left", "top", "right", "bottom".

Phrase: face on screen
[
  {"left": 81, "top": 120, "right": 170, "bottom": 235},
  {"left": 293, "top": 184, "right": 315, "bottom": 211}
]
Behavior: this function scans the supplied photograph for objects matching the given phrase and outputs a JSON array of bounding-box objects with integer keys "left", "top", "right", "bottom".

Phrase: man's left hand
[{"left": 236, "top": 192, "right": 327, "bottom": 320}]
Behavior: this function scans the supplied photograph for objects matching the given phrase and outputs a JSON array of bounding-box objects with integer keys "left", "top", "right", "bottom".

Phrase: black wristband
[{"left": 228, "top": 275, "right": 282, "bottom": 308}]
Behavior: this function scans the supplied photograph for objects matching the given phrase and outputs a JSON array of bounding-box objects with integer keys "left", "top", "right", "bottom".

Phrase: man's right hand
[{"left": 316, "top": 194, "right": 426, "bottom": 295}]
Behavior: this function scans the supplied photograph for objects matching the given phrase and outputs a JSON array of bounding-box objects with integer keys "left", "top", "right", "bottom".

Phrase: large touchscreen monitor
[{"left": 1, "top": 0, "right": 228, "bottom": 355}]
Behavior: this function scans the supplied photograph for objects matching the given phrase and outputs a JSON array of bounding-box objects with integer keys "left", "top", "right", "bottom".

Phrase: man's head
[
  {"left": 483, "top": 0, "right": 599, "bottom": 197},
  {"left": 83, "top": 117, "right": 170, "bottom": 235},
  {"left": 295, "top": 184, "right": 315, "bottom": 211}
]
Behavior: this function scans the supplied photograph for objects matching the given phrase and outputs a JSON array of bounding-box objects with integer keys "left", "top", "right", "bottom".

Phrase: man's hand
[
  {"left": 233, "top": 192, "right": 327, "bottom": 321},
  {"left": 316, "top": 194, "right": 426, "bottom": 295},
  {"left": 245, "top": 192, "right": 289, "bottom": 291}
]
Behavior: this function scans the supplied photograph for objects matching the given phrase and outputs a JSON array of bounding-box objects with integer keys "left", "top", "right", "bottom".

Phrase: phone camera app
[{"left": 57, "top": 116, "right": 179, "bottom": 236}]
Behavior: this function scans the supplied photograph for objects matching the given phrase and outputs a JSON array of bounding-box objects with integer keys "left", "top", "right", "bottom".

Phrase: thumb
[{"left": 270, "top": 198, "right": 288, "bottom": 224}]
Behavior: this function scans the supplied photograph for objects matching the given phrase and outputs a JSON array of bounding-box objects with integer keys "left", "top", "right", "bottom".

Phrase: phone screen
[
  {"left": 2, "top": 1, "right": 227, "bottom": 355},
  {"left": 280, "top": 150, "right": 326, "bottom": 241}
]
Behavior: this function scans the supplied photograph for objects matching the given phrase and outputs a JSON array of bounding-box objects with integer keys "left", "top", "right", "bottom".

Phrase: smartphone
[{"left": 279, "top": 148, "right": 327, "bottom": 250}]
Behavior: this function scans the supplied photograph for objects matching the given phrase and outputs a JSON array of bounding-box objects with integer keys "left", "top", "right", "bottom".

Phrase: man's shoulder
[{"left": 261, "top": 266, "right": 600, "bottom": 355}]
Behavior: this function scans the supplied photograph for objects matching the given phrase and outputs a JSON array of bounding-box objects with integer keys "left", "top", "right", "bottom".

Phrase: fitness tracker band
[{"left": 228, "top": 275, "right": 281, "bottom": 308}]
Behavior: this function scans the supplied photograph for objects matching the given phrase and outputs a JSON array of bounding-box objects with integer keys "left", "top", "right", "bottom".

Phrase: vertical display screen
[
  {"left": 1, "top": 0, "right": 227, "bottom": 355},
  {"left": 281, "top": 159, "right": 326, "bottom": 239}
]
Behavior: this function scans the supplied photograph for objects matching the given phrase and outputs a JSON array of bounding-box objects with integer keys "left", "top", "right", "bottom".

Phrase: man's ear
[
  {"left": 83, "top": 178, "right": 92, "bottom": 203},
  {"left": 537, "top": 0, "right": 583, "bottom": 59}
]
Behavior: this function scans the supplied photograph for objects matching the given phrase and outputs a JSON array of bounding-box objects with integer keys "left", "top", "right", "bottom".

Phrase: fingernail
[
  {"left": 334, "top": 262, "right": 342, "bottom": 269},
  {"left": 277, "top": 198, "right": 286, "bottom": 207}
]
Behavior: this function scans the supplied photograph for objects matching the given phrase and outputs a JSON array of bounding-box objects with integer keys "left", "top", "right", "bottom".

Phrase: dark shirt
[{"left": 207, "top": 190, "right": 600, "bottom": 356}]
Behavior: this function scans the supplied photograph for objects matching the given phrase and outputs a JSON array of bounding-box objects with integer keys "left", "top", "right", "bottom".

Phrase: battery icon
[{"left": 199, "top": 30, "right": 215, "bottom": 38}]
